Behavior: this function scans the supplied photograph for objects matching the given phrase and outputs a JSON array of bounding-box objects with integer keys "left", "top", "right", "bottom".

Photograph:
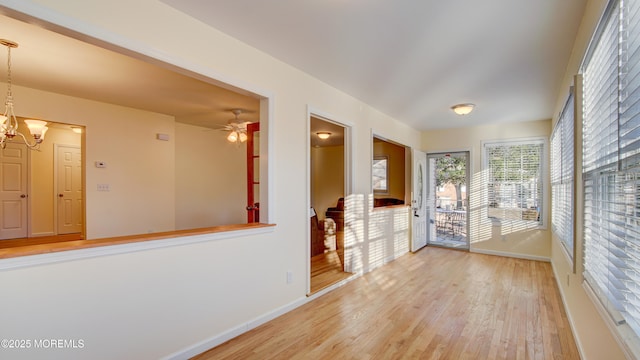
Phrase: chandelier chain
[{"left": 5, "top": 44, "right": 11, "bottom": 102}]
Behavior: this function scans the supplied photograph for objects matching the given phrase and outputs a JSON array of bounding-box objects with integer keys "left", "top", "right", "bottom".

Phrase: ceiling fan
[{"left": 222, "top": 109, "right": 251, "bottom": 143}]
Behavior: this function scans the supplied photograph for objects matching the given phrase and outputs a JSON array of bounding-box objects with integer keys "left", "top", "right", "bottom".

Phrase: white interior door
[
  {"left": 56, "top": 145, "right": 83, "bottom": 234},
  {"left": 411, "top": 149, "right": 427, "bottom": 252},
  {"left": 0, "top": 143, "right": 28, "bottom": 239}
]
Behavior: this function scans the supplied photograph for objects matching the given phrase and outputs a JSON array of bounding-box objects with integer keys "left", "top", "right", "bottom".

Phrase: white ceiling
[
  {"left": 0, "top": 13, "right": 260, "bottom": 129},
  {"left": 0, "top": 1, "right": 587, "bottom": 132},
  {"left": 160, "top": 0, "right": 587, "bottom": 130}
]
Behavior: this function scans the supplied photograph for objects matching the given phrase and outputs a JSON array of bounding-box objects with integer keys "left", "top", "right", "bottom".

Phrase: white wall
[
  {"left": 175, "top": 122, "right": 246, "bottom": 229},
  {"left": 423, "top": 119, "right": 552, "bottom": 259},
  {"left": 547, "top": 0, "right": 627, "bottom": 358},
  {"left": 12, "top": 85, "right": 176, "bottom": 239},
  {"left": 0, "top": 1, "right": 421, "bottom": 359}
]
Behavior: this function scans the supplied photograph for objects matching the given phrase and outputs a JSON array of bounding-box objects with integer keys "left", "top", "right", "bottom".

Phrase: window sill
[{"left": 0, "top": 223, "right": 276, "bottom": 270}]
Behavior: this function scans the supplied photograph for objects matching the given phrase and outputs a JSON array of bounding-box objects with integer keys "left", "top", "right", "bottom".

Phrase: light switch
[{"left": 97, "top": 184, "right": 110, "bottom": 191}]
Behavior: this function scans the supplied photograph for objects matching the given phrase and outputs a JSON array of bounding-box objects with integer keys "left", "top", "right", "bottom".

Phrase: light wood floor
[
  {"left": 193, "top": 247, "right": 579, "bottom": 360},
  {"left": 310, "top": 250, "right": 352, "bottom": 294}
]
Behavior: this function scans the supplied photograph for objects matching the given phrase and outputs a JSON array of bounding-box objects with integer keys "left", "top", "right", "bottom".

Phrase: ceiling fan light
[
  {"left": 316, "top": 132, "right": 331, "bottom": 140},
  {"left": 227, "top": 131, "right": 238, "bottom": 142},
  {"left": 239, "top": 132, "right": 248, "bottom": 142},
  {"left": 451, "top": 103, "right": 475, "bottom": 116}
]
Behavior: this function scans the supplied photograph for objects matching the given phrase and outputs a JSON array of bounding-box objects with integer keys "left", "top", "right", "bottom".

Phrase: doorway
[
  {"left": 309, "top": 115, "right": 351, "bottom": 294},
  {"left": 426, "top": 151, "right": 470, "bottom": 250},
  {"left": 0, "top": 121, "right": 84, "bottom": 244}
]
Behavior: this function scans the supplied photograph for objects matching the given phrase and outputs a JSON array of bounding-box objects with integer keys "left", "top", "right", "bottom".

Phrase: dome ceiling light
[{"left": 451, "top": 103, "right": 475, "bottom": 116}]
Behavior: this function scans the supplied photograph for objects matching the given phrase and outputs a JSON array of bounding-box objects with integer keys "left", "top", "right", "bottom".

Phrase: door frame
[
  {"left": 411, "top": 149, "right": 427, "bottom": 252},
  {"left": 0, "top": 142, "right": 31, "bottom": 239},
  {"left": 306, "top": 106, "right": 354, "bottom": 296},
  {"left": 426, "top": 149, "right": 472, "bottom": 250}
]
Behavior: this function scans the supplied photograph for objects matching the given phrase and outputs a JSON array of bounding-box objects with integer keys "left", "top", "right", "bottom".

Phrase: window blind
[
  {"left": 485, "top": 140, "right": 544, "bottom": 225},
  {"left": 551, "top": 92, "right": 575, "bottom": 258},
  {"left": 583, "top": 0, "right": 640, "bottom": 349}
]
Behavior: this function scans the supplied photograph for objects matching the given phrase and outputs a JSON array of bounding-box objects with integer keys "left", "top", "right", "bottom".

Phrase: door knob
[
  {"left": 58, "top": 194, "right": 64, "bottom": 198},
  {"left": 20, "top": 194, "right": 26, "bottom": 198}
]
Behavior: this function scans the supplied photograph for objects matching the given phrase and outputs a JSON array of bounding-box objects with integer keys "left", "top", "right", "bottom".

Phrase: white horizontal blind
[
  {"left": 583, "top": 1, "right": 619, "bottom": 174},
  {"left": 551, "top": 92, "right": 575, "bottom": 258},
  {"left": 620, "top": 0, "right": 640, "bottom": 168},
  {"left": 583, "top": 0, "right": 640, "bottom": 347},
  {"left": 485, "top": 140, "right": 544, "bottom": 225}
]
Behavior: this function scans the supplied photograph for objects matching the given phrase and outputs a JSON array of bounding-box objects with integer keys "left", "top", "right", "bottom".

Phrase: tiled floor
[{"left": 431, "top": 224, "right": 468, "bottom": 249}]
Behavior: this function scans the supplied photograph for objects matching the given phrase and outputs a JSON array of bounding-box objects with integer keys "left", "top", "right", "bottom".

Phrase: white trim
[
  {"left": 582, "top": 281, "right": 639, "bottom": 359},
  {"left": 480, "top": 136, "right": 548, "bottom": 230},
  {"left": 370, "top": 129, "right": 411, "bottom": 203},
  {"left": 305, "top": 105, "right": 354, "bottom": 295},
  {"left": 162, "top": 295, "right": 309, "bottom": 360},
  {"left": 260, "top": 97, "right": 275, "bottom": 225},
  {"left": 163, "top": 273, "right": 358, "bottom": 360},
  {"left": 469, "top": 247, "right": 550, "bottom": 262},
  {"left": 0, "top": 226, "right": 276, "bottom": 271},
  {"left": 550, "top": 261, "right": 586, "bottom": 360},
  {"left": 425, "top": 150, "right": 472, "bottom": 250}
]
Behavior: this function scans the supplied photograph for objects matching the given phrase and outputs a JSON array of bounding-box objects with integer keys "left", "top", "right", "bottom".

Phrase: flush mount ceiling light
[
  {"left": 316, "top": 132, "right": 331, "bottom": 140},
  {"left": 0, "top": 39, "right": 48, "bottom": 150},
  {"left": 451, "top": 103, "right": 475, "bottom": 116}
]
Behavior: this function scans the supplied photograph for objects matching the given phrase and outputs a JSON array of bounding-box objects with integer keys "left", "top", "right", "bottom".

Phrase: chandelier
[
  {"left": 225, "top": 109, "right": 248, "bottom": 143},
  {"left": 0, "top": 39, "right": 47, "bottom": 150}
]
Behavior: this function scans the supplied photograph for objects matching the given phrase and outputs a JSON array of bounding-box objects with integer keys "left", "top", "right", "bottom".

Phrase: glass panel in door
[{"left": 427, "top": 152, "right": 469, "bottom": 249}]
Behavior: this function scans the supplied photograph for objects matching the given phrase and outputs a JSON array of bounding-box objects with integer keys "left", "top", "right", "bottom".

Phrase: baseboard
[
  {"left": 550, "top": 261, "right": 586, "bottom": 360},
  {"left": 29, "top": 231, "right": 55, "bottom": 237},
  {"left": 163, "top": 296, "right": 310, "bottom": 360},
  {"left": 469, "top": 247, "right": 550, "bottom": 262},
  {"left": 163, "top": 252, "right": 400, "bottom": 359}
]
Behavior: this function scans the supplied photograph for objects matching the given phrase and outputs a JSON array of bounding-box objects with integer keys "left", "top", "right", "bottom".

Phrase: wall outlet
[
  {"left": 97, "top": 184, "right": 110, "bottom": 191},
  {"left": 286, "top": 271, "right": 293, "bottom": 284}
]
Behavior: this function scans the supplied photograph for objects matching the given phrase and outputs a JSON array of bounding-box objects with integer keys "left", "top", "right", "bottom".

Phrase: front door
[
  {"left": 411, "top": 149, "right": 427, "bottom": 252},
  {"left": 56, "top": 144, "right": 83, "bottom": 234},
  {"left": 427, "top": 151, "right": 470, "bottom": 249},
  {"left": 0, "top": 143, "right": 28, "bottom": 239}
]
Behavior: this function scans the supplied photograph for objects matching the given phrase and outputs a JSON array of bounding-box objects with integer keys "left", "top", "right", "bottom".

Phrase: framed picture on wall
[{"left": 373, "top": 156, "right": 389, "bottom": 194}]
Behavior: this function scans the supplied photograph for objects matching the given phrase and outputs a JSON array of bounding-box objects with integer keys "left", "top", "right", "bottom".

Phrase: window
[
  {"left": 582, "top": 0, "right": 640, "bottom": 354},
  {"left": 551, "top": 91, "right": 575, "bottom": 260},
  {"left": 372, "top": 156, "right": 389, "bottom": 193},
  {"left": 483, "top": 139, "right": 545, "bottom": 225}
]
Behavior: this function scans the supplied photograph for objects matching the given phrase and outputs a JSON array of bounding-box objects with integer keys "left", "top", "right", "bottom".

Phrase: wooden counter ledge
[{"left": 0, "top": 223, "right": 275, "bottom": 260}]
